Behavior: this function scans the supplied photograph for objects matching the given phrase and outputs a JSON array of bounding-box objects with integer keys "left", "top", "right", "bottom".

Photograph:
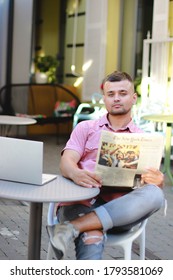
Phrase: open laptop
[{"left": 0, "top": 136, "right": 57, "bottom": 185}]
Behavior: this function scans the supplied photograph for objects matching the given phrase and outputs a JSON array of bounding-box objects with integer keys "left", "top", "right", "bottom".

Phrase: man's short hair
[{"left": 102, "top": 71, "right": 133, "bottom": 85}]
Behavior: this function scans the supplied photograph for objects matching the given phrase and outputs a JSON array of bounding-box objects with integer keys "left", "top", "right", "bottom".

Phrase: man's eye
[
  {"left": 108, "top": 93, "right": 114, "bottom": 97},
  {"left": 120, "top": 91, "right": 127, "bottom": 95}
]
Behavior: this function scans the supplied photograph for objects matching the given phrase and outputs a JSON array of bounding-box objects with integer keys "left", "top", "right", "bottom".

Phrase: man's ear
[
  {"left": 102, "top": 93, "right": 106, "bottom": 103},
  {"left": 132, "top": 93, "right": 137, "bottom": 104}
]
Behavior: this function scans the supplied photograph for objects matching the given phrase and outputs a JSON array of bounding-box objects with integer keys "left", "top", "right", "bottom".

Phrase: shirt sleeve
[{"left": 62, "top": 121, "right": 90, "bottom": 157}]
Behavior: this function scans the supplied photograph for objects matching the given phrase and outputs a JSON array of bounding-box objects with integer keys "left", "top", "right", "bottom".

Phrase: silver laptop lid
[{"left": 0, "top": 136, "right": 43, "bottom": 185}]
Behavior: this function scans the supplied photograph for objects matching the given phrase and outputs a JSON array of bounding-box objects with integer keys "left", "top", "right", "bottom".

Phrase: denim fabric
[
  {"left": 74, "top": 233, "right": 105, "bottom": 260},
  {"left": 94, "top": 184, "right": 164, "bottom": 231},
  {"left": 58, "top": 184, "right": 164, "bottom": 260},
  {"left": 58, "top": 199, "right": 105, "bottom": 260}
]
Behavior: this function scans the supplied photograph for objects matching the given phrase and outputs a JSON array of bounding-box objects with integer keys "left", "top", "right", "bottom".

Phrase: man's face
[{"left": 103, "top": 80, "right": 137, "bottom": 116}]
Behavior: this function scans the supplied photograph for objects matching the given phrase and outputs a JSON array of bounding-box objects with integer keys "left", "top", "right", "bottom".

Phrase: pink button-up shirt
[{"left": 62, "top": 114, "right": 143, "bottom": 206}]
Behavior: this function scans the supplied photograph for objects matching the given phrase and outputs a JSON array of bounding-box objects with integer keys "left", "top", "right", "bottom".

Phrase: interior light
[
  {"left": 71, "top": 65, "right": 76, "bottom": 72},
  {"left": 82, "top": 60, "right": 93, "bottom": 72},
  {"left": 74, "top": 77, "right": 83, "bottom": 87}
]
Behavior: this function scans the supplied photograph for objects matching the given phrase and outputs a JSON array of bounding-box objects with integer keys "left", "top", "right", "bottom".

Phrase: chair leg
[
  {"left": 123, "top": 243, "right": 132, "bottom": 260},
  {"left": 139, "top": 229, "right": 146, "bottom": 260}
]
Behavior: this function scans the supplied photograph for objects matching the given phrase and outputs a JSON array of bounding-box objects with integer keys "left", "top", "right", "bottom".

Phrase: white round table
[
  {"left": 0, "top": 175, "right": 100, "bottom": 259},
  {"left": 0, "top": 115, "right": 37, "bottom": 136}
]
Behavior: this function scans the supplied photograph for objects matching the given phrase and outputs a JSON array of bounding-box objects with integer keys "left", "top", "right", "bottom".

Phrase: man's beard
[{"left": 109, "top": 107, "right": 131, "bottom": 116}]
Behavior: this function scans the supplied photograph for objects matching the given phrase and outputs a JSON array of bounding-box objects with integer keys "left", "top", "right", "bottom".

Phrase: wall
[
  {"left": 63, "top": 0, "right": 108, "bottom": 101},
  {"left": 0, "top": 0, "right": 9, "bottom": 89},
  {"left": 105, "top": 0, "right": 122, "bottom": 74},
  {"left": 64, "top": 0, "right": 86, "bottom": 98},
  {"left": 63, "top": 0, "right": 139, "bottom": 99},
  {"left": 12, "top": 0, "right": 33, "bottom": 83},
  {"left": 36, "top": 0, "right": 59, "bottom": 56},
  {"left": 82, "top": 0, "right": 107, "bottom": 100},
  {"left": 120, "top": 0, "right": 138, "bottom": 78},
  {"left": 169, "top": 0, "right": 173, "bottom": 36}
]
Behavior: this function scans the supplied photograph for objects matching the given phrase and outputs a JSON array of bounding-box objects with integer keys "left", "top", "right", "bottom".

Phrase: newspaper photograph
[{"left": 95, "top": 131, "right": 164, "bottom": 188}]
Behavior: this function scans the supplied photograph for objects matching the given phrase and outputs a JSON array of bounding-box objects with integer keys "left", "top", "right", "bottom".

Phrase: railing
[{"left": 141, "top": 38, "right": 173, "bottom": 113}]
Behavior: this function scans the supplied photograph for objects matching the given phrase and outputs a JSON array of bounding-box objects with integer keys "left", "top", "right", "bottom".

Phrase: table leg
[
  {"left": 28, "top": 202, "right": 43, "bottom": 260},
  {"left": 162, "top": 123, "right": 173, "bottom": 186}
]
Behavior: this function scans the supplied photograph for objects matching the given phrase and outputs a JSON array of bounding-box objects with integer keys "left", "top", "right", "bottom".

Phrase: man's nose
[{"left": 114, "top": 93, "right": 120, "bottom": 101}]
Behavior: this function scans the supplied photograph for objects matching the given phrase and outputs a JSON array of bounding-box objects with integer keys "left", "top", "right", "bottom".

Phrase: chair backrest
[
  {"left": 72, "top": 99, "right": 106, "bottom": 128},
  {"left": 0, "top": 83, "right": 80, "bottom": 116},
  {"left": 91, "top": 93, "right": 103, "bottom": 104}
]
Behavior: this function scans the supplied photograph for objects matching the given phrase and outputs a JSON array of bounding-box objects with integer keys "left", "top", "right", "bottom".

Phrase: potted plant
[{"left": 34, "top": 55, "right": 59, "bottom": 84}]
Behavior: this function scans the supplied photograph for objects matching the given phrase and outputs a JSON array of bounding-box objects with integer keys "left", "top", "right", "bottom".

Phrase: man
[{"left": 47, "top": 71, "right": 164, "bottom": 260}]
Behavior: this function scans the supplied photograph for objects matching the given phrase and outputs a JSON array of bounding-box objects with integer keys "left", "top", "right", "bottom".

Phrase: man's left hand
[{"left": 141, "top": 167, "right": 164, "bottom": 188}]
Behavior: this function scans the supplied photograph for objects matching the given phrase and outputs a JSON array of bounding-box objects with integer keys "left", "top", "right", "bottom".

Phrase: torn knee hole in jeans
[{"left": 81, "top": 232, "right": 104, "bottom": 245}]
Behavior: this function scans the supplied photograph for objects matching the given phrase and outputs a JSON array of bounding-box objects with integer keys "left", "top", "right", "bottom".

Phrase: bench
[{"left": 0, "top": 83, "right": 81, "bottom": 135}]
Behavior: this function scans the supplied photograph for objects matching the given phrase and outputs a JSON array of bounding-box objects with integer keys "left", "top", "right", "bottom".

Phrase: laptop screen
[{"left": 0, "top": 136, "right": 43, "bottom": 184}]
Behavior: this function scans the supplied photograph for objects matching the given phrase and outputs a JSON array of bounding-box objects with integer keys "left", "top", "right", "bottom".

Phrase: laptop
[{"left": 0, "top": 136, "right": 57, "bottom": 185}]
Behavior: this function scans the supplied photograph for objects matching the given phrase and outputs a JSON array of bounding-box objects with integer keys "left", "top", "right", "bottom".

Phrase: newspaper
[{"left": 95, "top": 131, "right": 164, "bottom": 188}]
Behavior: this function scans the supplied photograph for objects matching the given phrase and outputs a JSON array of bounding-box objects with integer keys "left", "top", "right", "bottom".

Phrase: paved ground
[{"left": 0, "top": 135, "right": 173, "bottom": 260}]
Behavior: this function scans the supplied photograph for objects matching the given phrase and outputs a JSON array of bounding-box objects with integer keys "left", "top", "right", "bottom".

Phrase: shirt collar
[{"left": 98, "top": 113, "right": 139, "bottom": 133}]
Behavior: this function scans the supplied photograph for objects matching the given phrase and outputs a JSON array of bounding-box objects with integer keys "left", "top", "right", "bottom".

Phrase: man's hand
[
  {"left": 60, "top": 149, "right": 102, "bottom": 188},
  {"left": 71, "top": 169, "right": 102, "bottom": 188},
  {"left": 141, "top": 167, "right": 164, "bottom": 188}
]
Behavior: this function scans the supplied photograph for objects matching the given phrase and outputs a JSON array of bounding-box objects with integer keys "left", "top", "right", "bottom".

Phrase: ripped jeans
[{"left": 58, "top": 184, "right": 165, "bottom": 260}]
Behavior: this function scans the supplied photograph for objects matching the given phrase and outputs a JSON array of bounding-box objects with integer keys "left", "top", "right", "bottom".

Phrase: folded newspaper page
[{"left": 95, "top": 131, "right": 164, "bottom": 188}]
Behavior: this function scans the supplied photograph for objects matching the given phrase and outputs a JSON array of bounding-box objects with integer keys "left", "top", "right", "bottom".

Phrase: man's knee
[
  {"left": 144, "top": 184, "right": 164, "bottom": 207},
  {"left": 81, "top": 230, "right": 104, "bottom": 245}
]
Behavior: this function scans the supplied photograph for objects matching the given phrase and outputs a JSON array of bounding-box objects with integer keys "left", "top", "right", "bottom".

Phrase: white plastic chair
[
  {"left": 72, "top": 93, "right": 106, "bottom": 128},
  {"left": 106, "top": 219, "right": 148, "bottom": 260},
  {"left": 91, "top": 92, "right": 104, "bottom": 104},
  {"left": 47, "top": 202, "right": 148, "bottom": 260}
]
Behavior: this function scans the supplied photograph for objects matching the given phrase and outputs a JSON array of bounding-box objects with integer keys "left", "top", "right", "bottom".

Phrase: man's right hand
[
  {"left": 60, "top": 149, "right": 102, "bottom": 188},
  {"left": 71, "top": 169, "right": 102, "bottom": 188}
]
